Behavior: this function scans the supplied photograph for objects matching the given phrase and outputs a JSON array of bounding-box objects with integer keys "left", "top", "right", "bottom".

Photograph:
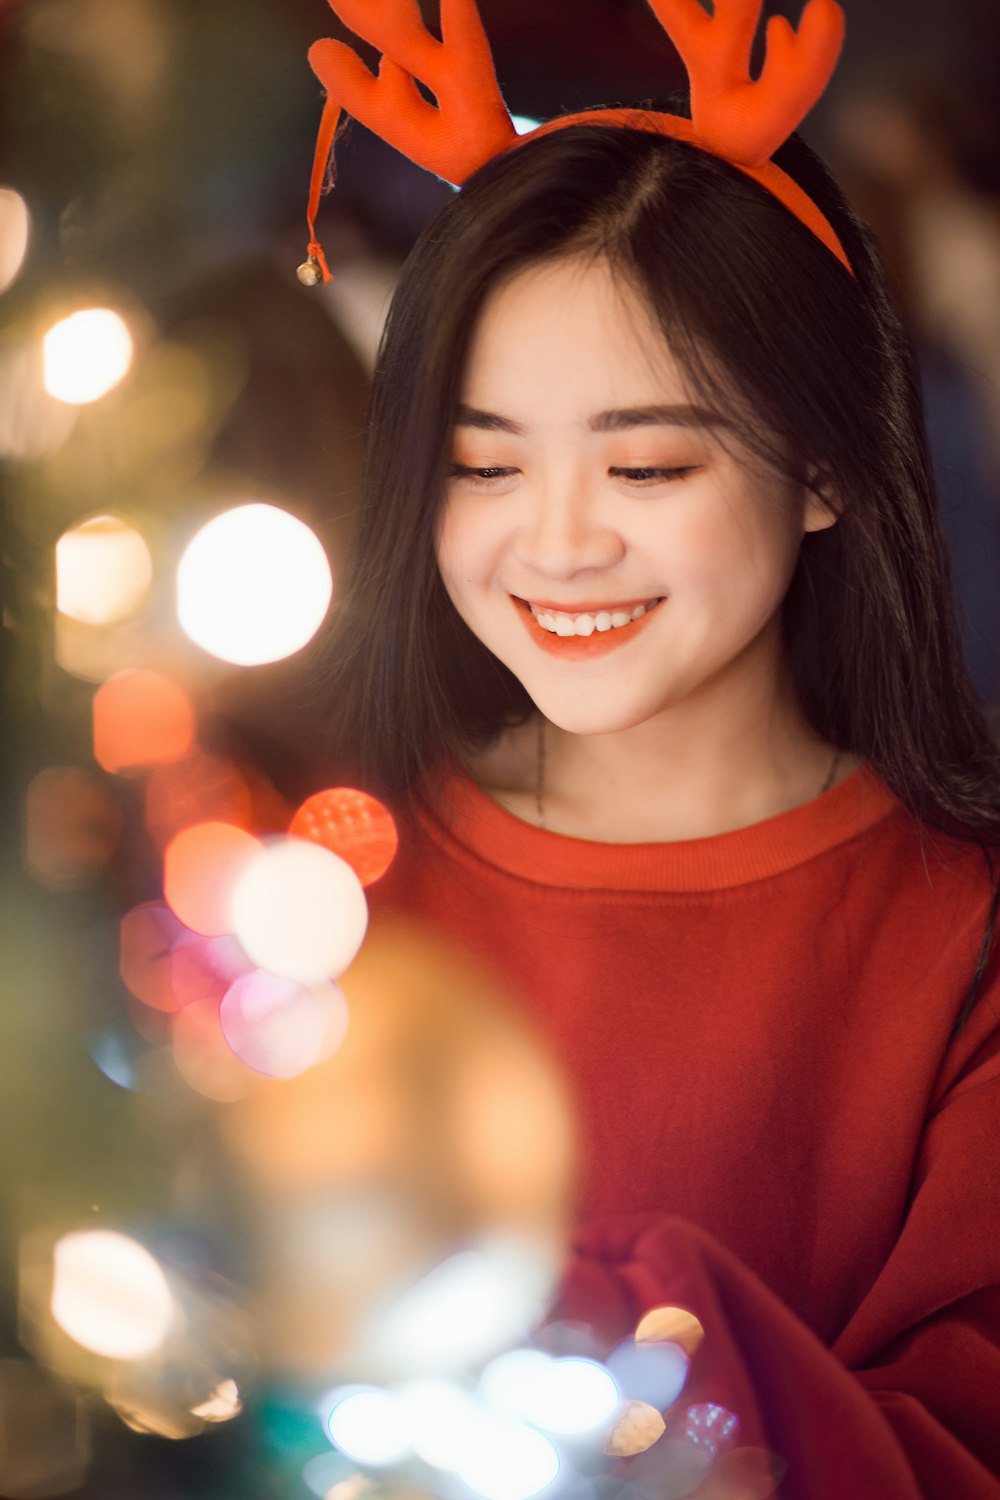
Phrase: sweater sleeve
[{"left": 550, "top": 1026, "right": 1000, "bottom": 1497}]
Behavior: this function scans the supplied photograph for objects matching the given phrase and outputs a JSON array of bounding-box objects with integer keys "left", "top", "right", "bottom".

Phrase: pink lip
[{"left": 512, "top": 595, "right": 664, "bottom": 659}]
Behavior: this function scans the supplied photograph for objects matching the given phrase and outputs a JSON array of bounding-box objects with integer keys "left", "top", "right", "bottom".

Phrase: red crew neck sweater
[{"left": 369, "top": 763, "right": 1000, "bottom": 1498}]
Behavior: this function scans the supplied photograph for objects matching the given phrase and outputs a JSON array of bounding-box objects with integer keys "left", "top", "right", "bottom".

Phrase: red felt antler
[
  {"left": 647, "top": 0, "right": 845, "bottom": 166},
  {"left": 309, "top": 0, "right": 517, "bottom": 184}
]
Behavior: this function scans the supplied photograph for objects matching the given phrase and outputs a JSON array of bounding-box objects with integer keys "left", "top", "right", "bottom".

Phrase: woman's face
[{"left": 435, "top": 254, "right": 835, "bottom": 738}]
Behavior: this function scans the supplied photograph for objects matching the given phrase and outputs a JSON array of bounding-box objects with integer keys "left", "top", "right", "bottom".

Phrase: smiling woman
[{"left": 310, "top": 83, "right": 1000, "bottom": 1500}]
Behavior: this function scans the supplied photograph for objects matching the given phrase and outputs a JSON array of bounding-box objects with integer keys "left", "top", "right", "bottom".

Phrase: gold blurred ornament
[{"left": 297, "top": 256, "right": 323, "bottom": 287}]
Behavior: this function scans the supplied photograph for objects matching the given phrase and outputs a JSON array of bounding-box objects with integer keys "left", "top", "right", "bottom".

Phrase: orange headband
[{"left": 302, "top": 0, "right": 851, "bottom": 285}]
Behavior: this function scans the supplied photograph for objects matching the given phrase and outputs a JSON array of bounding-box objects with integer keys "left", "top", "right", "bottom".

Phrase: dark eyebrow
[
  {"left": 589, "top": 404, "right": 726, "bottom": 433},
  {"left": 454, "top": 403, "right": 725, "bottom": 435},
  {"left": 454, "top": 406, "right": 527, "bottom": 435}
]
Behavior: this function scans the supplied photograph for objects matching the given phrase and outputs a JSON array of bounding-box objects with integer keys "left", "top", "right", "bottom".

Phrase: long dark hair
[{"left": 315, "top": 113, "right": 1000, "bottom": 848}]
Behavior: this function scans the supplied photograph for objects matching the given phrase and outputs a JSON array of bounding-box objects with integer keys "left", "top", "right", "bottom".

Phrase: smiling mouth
[
  {"left": 511, "top": 594, "right": 665, "bottom": 657},
  {"left": 520, "top": 596, "right": 663, "bottom": 638}
]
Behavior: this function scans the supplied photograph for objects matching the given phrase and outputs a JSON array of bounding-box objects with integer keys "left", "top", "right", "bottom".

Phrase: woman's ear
[{"left": 802, "top": 466, "right": 842, "bottom": 534}]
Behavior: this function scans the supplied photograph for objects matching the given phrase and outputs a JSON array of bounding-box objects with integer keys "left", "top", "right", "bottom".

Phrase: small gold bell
[{"left": 297, "top": 256, "right": 323, "bottom": 287}]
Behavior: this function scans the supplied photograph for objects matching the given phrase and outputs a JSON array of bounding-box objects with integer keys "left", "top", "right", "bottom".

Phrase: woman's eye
[
  {"left": 610, "top": 465, "right": 701, "bottom": 484},
  {"left": 448, "top": 463, "right": 519, "bottom": 485}
]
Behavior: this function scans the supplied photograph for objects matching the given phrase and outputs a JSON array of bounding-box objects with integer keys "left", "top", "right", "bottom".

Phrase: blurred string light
[
  {"left": 163, "top": 821, "right": 261, "bottom": 937},
  {"left": 325, "top": 1387, "right": 412, "bottom": 1468},
  {"left": 190, "top": 1378, "right": 243, "bottom": 1423},
  {"left": 394, "top": 1378, "right": 482, "bottom": 1471},
  {"left": 290, "top": 788, "right": 399, "bottom": 887},
  {"left": 605, "top": 1336, "right": 690, "bottom": 1410},
  {"left": 219, "top": 971, "right": 348, "bottom": 1079},
  {"left": 479, "top": 1352, "right": 619, "bottom": 1437},
  {"left": 231, "top": 839, "right": 368, "bottom": 984},
  {"left": 24, "top": 766, "right": 120, "bottom": 892},
  {"left": 56, "top": 513, "right": 153, "bottom": 625},
  {"left": 0, "top": 188, "right": 30, "bottom": 294},
  {"left": 455, "top": 1414, "right": 560, "bottom": 1500},
  {"left": 172, "top": 997, "right": 248, "bottom": 1103},
  {"left": 177, "top": 503, "right": 333, "bottom": 666},
  {"left": 604, "top": 1399, "right": 667, "bottom": 1458},
  {"left": 363, "top": 1238, "right": 557, "bottom": 1378},
  {"left": 43, "top": 309, "right": 133, "bottom": 405},
  {"left": 92, "top": 669, "right": 195, "bottom": 774},
  {"left": 50, "top": 1231, "right": 174, "bottom": 1360},
  {"left": 634, "top": 1305, "right": 705, "bottom": 1356}
]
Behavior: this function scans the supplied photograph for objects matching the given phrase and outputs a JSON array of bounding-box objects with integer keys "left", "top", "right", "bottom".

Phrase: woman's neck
[{"left": 463, "top": 686, "right": 860, "bottom": 845}]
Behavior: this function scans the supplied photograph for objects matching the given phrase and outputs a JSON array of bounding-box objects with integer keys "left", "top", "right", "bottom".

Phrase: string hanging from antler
[{"left": 301, "top": 0, "right": 851, "bottom": 285}]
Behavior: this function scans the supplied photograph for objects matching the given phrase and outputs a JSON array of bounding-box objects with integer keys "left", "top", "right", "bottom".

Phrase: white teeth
[{"left": 527, "top": 599, "right": 660, "bottom": 635}]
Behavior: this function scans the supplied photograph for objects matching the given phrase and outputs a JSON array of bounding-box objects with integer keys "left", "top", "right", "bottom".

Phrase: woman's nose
[{"left": 514, "top": 485, "right": 625, "bottom": 577}]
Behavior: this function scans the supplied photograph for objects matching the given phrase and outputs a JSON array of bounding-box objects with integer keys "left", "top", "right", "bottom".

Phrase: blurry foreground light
[
  {"left": 43, "top": 309, "right": 133, "bottom": 405},
  {"left": 635, "top": 1306, "right": 705, "bottom": 1357},
  {"left": 481, "top": 1352, "right": 619, "bottom": 1437},
  {"left": 604, "top": 1400, "right": 667, "bottom": 1458},
  {"left": 51, "top": 1231, "right": 173, "bottom": 1360},
  {"left": 606, "top": 1337, "right": 689, "bottom": 1410},
  {"left": 325, "top": 1387, "right": 412, "bottom": 1467},
  {"left": 24, "top": 767, "right": 120, "bottom": 891},
  {"left": 93, "top": 669, "right": 194, "bottom": 774},
  {"left": 456, "top": 1415, "right": 559, "bottom": 1500},
  {"left": 289, "top": 788, "right": 398, "bottom": 887},
  {"left": 164, "top": 821, "right": 261, "bottom": 937},
  {"left": 232, "top": 839, "right": 367, "bottom": 983},
  {"left": 0, "top": 1358, "right": 90, "bottom": 1500},
  {"left": 0, "top": 189, "right": 30, "bottom": 294},
  {"left": 177, "top": 503, "right": 332, "bottom": 665},
  {"left": 172, "top": 997, "right": 248, "bottom": 1103},
  {"left": 219, "top": 971, "right": 348, "bottom": 1078},
  {"left": 56, "top": 514, "right": 153, "bottom": 625},
  {"left": 395, "top": 1378, "right": 482, "bottom": 1471},
  {"left": 190, "top": 1378, "right": 243, "bottom": 1423},
  {"left": 365, "top": 1239, "right": 556, "bottom": 1377}
]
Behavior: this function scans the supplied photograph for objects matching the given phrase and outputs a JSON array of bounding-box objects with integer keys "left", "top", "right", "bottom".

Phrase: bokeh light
[
  {"left": 172, "top": 996, "right": 249, "bottom": 1103},
  {"left": 395, "top": 1378, "right": 483, "bottom": 1471},
  {"left": 120, "top": 903, "right": 253, "bottom": 1013},
  {"left": 325, "top": 1387, "right": 412, "bottom": 1467},
  {"left": 0, "top": 188, "right": 30, "bottom": 294},
  {"left": 163, "top": 821, "right": 261, "bottom": 937},
  {"left": 50, "top": 1231, "right": 173, "bottom": 1360},
  {"left": 604, "top": 1399, "right": 666, "bottom": 1458},
  {"left": 176, "top": 503, "right": 333, "bottom": 666},
  {"left": 676, "top": 1401, "right": 740, "bottom": 1460},
  {"left": 455, "top": 1414, "right": 560, "bottom": 1500},
  {"left": 231, "top": 839, "right": 367, "bottom": 983},
  {"left": 480, "top": 1353, "right": 619, "bottom": 1437},
  {"left": 92, "top": 669, "right": 195, "bottom": 774},
  {"left": 219, "top": 971, "right": 348, "bottom": 1079},
  {"left": 24, "top": 767, "right": 120, "bottom": 891},
  {"left": 43, "top": 308, "right": 133, "bottom": 405},
  {"left": 145, "top": 750, "right": 253, "bottom": 848},
  {"left": 364, "top": 1239, "right": 556, "bottom": 1377},
  {"left": 634, "top": 1305, "right": 705, "bottom": 1357},
  {"left": 606, "top": 1337, "right": 690, "bottom": 1410},
  {"left": 56, "top": 514, "right": 153, "bottom": 625},
  {"left": 289, "top": 788, "right": 398, "bottom": 887},
  {"left": 190, "top": 1379, "right": 243, "bottom": 1423}
]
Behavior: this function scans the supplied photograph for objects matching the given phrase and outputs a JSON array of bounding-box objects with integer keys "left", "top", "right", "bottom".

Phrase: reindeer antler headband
[{"left": 301, "top": 0, "right": 851, "bottom": 285}]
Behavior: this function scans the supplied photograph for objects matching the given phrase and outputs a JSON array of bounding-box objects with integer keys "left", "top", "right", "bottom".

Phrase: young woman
[{"left": 311, "top": 67, "right": 1000, "bottom": 1500}]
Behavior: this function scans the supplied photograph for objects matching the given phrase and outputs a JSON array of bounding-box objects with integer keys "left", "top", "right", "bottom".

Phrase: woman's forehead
[{"left": 459, "top": 255, "right": 693, "bottom": 422}]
